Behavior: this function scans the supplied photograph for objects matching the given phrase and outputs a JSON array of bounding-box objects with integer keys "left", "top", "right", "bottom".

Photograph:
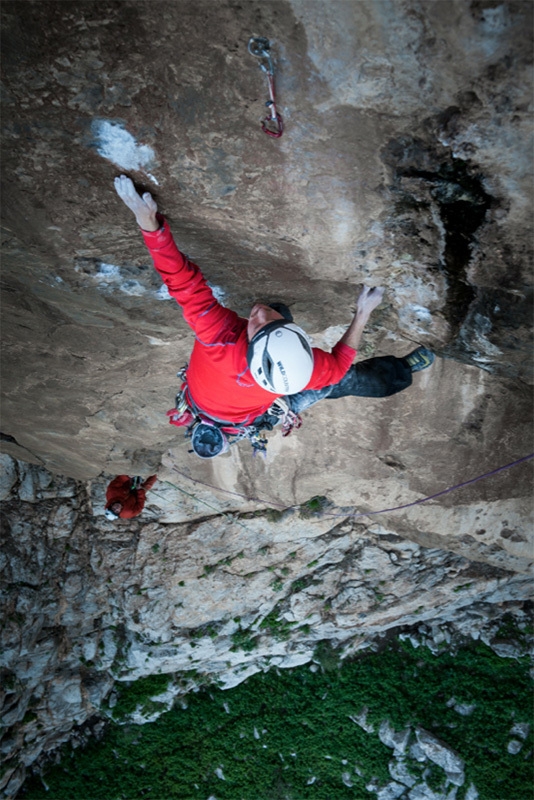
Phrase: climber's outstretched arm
[
  {"left": 114, "top": 174, "right": 159, "bottom": 232},
  {"left": 339, "top": 286, "right": 385, "bottom": 354}
]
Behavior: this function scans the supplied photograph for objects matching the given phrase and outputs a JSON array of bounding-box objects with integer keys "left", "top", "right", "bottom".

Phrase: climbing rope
[
  {"left": 150, "top": 480, "right": 251, "bottom": 532},
  {"left": 170, "top": 452, "right": 534, "bottom": 520},
  {"left": 248, "top": 36, "right": 284, "bottom": 138}
]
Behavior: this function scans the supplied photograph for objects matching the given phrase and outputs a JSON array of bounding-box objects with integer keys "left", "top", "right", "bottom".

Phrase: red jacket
[
  {"left": 105, "top": 475, "right": 157, "bottom": 519},
  {"left": 142, "top": 219, "right": 356, "bottom": 424}
]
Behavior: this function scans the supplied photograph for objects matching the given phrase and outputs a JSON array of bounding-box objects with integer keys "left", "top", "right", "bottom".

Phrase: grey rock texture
[
  {"left": 415, "top": 728, "right": 464, "bottom": 786},
  {"left": 1, "top": 456, "right": 532, "bottom": 797}
]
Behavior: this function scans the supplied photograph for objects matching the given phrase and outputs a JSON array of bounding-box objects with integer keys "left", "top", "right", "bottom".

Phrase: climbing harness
[
  {"left": 166, "top": 367, "right": 305, "bottom": 458},
  {"left": 166, "top": 368, "right": 271, "bottom": 458},
  {"left": 248, "top": 36, "right": 284, "bottom": 138}
]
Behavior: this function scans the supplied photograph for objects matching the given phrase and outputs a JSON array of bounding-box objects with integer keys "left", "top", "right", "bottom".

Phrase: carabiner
[{"left": 262, "top": 109, "right": 284, "bottom": 138}]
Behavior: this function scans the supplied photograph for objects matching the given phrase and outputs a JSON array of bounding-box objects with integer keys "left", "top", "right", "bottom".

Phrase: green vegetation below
[
  {"left": 22, "top": 640, "right": 533, "bottom": 800},
  {"left": 108, "top": 674, "right": 170, "bottom": 720}
]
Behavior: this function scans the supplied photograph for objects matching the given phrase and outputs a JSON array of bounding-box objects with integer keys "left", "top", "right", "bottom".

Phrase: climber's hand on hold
[
  {"left": 339, "top": 285, "right": 385, "bottom": 353},
  {"left": 114, "top": 174, "right": 159, "bottom": 232},
  {"left": 356, "top": 285, "right": 385, "bottom": 319}
]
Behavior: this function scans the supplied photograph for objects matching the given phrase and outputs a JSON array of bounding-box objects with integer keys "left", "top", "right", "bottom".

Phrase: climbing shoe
[{"left": 403, "top": 346, "right": 435, "bottom": 373}]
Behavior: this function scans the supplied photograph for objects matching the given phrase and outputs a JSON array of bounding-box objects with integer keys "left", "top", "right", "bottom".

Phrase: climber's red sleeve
[
  {"left": 142, "top": 475, "right": 157, "bottom": 491},
  {"left": 306, "top": 342, "right": 356, "bottom": 389},
  {"left": 141, "top": 217, "right": 244, "bottom": 345}
]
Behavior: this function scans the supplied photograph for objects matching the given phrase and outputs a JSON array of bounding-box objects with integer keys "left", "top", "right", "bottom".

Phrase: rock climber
[
  {"left": 104, "top": 474, "right": 158, "bottom": 520},
  {"left": 114, "top": 175, "right": 434, "bottom": 458}
]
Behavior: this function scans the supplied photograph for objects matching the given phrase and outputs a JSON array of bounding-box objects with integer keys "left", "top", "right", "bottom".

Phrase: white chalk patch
[
  {"left": 154, "top": 283, "right": 172, "bottom": 300},
  {"left": 95, "top": 262, "right": 121, "bottom": 282},
  {"left": 93, "top": 261, "right": 168, "bottom": 300},
  {"left": 119, "top": 279, "right": 146, "bottom": 296},
  {"left": 398, "top": 303, "right": 435, "bottom": 337},
  {"left": 408, "top": 304, "right": 432, "bottom": 322},
  {"left": 331, "top": 197, "right": 358, "bottom": 247},
  {"left": 92, "top": 120, "right": 158, "bottom": 179}
]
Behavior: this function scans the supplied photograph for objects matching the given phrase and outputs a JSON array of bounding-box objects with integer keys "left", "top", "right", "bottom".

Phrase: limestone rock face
[
  {"left": 0, "top": 1, "right": 533, "bottom": 795},
  {"left": 1, "top": 456, "right": 532, "bottom": 797},
  {"left": 0, "top": 0, "right": 532, "bottom": 483}
]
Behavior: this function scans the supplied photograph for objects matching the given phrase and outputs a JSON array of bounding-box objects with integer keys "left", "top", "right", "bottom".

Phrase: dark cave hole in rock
[
  {"left": 384, "top": 136, "right": 494, "bottom": 346},
  {"left": 402, "top": 160, "right": 493, "bottom": 341}
]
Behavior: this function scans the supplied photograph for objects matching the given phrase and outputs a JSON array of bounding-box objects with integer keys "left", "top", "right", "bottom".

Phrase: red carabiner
[{"left": 262, "top": 111, "right": 284, "bottom": 138}]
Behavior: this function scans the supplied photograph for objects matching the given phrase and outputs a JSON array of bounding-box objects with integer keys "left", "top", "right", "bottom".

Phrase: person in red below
[
  {"left": 104, "top": 475, "right": 158, "bottom": 521},
  {"left": 113, "top": 176, "right": 433, "bottom": 458}
]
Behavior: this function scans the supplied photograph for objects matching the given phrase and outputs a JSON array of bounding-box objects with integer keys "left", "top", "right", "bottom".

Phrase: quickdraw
[{"left": 248, "top": 36, "right": 284, "bottom": 138}]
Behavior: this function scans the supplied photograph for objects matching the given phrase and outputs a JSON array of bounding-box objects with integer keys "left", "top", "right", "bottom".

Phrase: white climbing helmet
[
  {"left": 247, "top": 320, "right": 314, "bottom": 394},
  {"left": 104, "top": 508, "right": 119, "bottom": 521}
]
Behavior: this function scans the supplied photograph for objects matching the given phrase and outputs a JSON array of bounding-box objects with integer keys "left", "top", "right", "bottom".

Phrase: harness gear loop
[
  {"left": 267, "top": 397, "right": 303, "bottom": 437},
  {"left": 167, "top": 376, "right": 271, "bottom": 458},
  {"left": 248, "top": 36, "right": 284, "bottom": 139}
]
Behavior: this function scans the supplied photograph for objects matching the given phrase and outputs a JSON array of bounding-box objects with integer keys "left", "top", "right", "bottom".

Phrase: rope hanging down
[
  {"left": 171, "top": 452, "right": 534, "bottom": 519},
  {"left": 248, "top": 36, "right": 283, "bottom": 138}
]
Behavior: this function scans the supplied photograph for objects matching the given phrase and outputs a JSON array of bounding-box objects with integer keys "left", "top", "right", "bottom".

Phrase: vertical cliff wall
[{"left": 0, "top": 1, "right": 533, "bottom": 797}]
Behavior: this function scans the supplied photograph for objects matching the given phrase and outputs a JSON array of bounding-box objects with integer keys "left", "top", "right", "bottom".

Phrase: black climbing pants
[
  {"left": 252, "top": 356, "right": 412, "bottom": 429},
  {"left": 287, "top": 355, "right": 413, "bottom": 414}
]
